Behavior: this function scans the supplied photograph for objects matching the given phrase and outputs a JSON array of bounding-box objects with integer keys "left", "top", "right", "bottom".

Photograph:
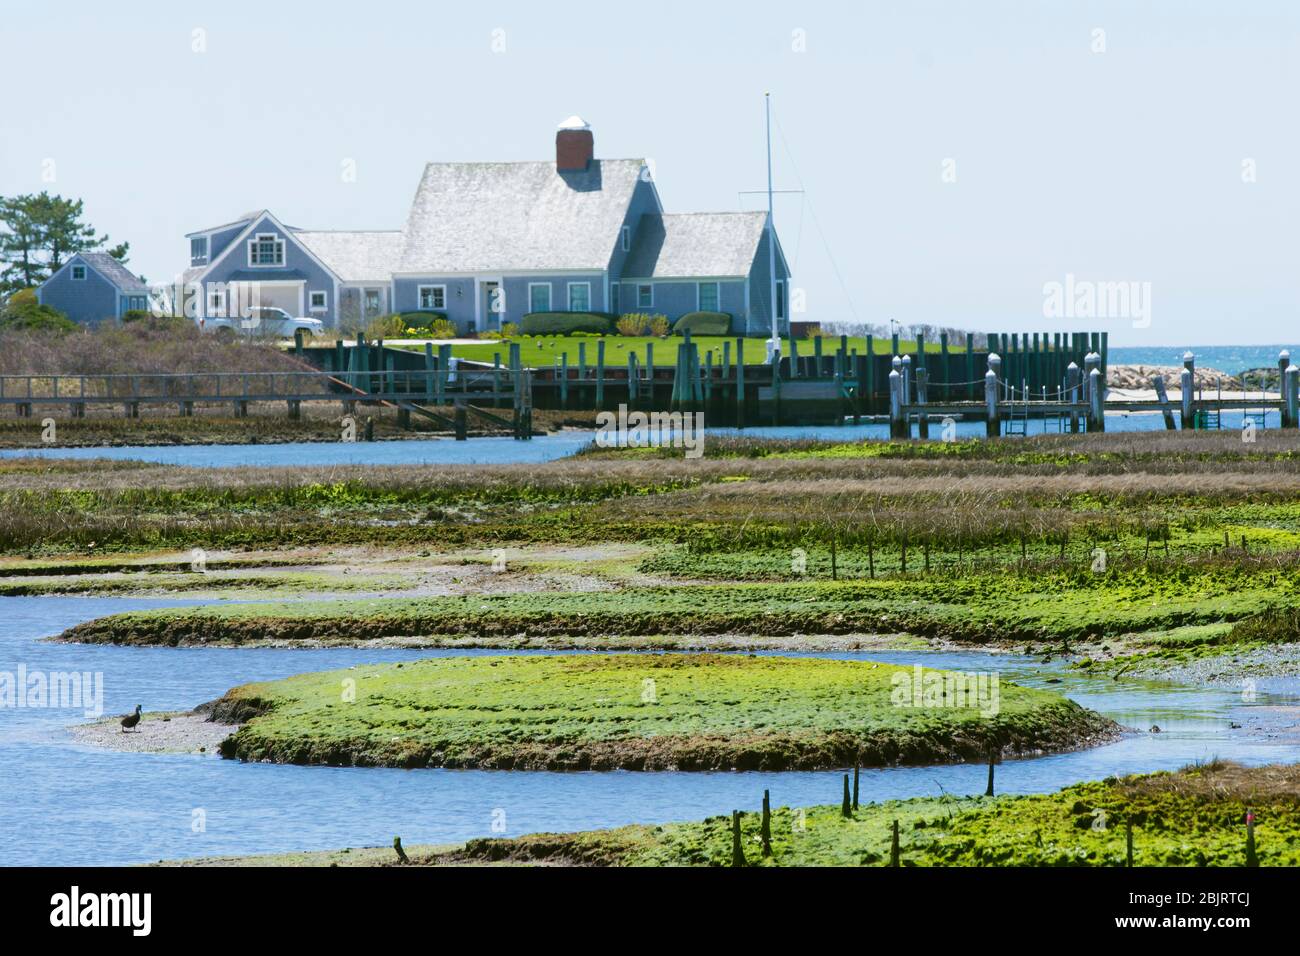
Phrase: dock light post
[
  {"left": 1066, "top": 361, "right": 1081, "bottom": 433},
  {"left": 985, "top": 352, "right": 1001, "bottom": 438},
  {"left": 1181, "top": 351, "right": 1196, "bottom": 429}
]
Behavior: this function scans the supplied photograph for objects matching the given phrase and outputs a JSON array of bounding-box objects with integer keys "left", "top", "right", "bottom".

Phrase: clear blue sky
[{"left": 3, "top": 1, "right": 1295, "bottom": 345}]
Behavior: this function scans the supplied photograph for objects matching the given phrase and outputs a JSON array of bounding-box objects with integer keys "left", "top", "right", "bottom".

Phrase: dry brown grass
[{"left": 1123, "top": 761, "right": 1300, "bottom": 803}]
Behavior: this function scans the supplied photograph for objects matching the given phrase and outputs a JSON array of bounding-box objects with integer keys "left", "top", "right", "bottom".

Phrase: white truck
[{"left": 199, "top": 307, "right": 325, "bottom": 341}]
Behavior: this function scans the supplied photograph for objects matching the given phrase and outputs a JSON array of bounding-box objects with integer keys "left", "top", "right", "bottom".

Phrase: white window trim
[
  {"left": 697, "top": 281, "right": 720, "bottom": 313},
  {"left": 418, "top": 284, "right": 447, "bottom": 311},
  {"left": 528, "top": 282, "right": 552, "bottom": 313},
  {"left": 190, "top": 237, "right": 209, "bottom": 266},
  {"left": 71, "top": 264, "right": 87, "bottom": 280},
  {"left": 637, "top": 283, "right": 653, "bottom": 308},
  {"left": 567, "top": 281, "right": 591, "bottom": 312},
  {"left": 621, "top": 225, "right": 630, "bottom": 252},
  {"left": 309, "top": 290, "right": 328, "bottom": 312},
  {"left": 247, "top": 232, "right": 286, "bottom": 269}
]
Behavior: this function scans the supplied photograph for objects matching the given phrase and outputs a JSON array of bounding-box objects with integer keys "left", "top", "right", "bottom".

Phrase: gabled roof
[
  {"left": 294, "top": 230, "right": 404, "bottom": 282},
  {"left": 398, "top": 158, "right": 647, "bottom": 274},
  {"left": 77, "top": 252, "right": 149, "bottom": 292},
  {"left": 622, "top": 212, "right": 769, "bottom": 279}
]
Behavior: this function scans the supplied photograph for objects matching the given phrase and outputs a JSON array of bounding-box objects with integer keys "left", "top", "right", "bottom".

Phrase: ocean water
[{"left": 1108, "top": 345, "right": 1300, "bottom": 374}]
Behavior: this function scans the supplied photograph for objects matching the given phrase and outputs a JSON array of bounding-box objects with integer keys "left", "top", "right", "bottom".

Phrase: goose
[{"left": 121, "top": 705, "right": 142, "bottom": 733}]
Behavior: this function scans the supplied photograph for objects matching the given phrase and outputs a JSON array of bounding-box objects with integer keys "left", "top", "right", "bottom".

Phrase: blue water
[
  {"left": 3, "top": 595, "right": 1298, "bottom": 866},
  {"left": 1108, "top": 344, "right": 1300, "bottom": 373},
  {"left": 0, "top": 407, "right": 1279, "bottom": 469}
]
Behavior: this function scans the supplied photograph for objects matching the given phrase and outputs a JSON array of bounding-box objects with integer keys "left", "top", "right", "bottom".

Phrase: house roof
[
  {"left": 398, "top": 158, "right": 647, "bottom": 274},
  {"left": 622, "top": 212, "right": 769, "bottom": 279},
  {"left": 294, "top": 230, "right": 404, "bottom": 282},
  {"left": 78, "top": 252, "right": 149, "bottom": 292}
]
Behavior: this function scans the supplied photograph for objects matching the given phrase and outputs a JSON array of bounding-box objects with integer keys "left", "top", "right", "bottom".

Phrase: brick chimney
[{"left": 556, "top": 115, "right": 593, "bottom": 172}]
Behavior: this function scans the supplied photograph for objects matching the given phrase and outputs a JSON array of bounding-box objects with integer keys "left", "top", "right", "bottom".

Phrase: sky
[{"left": 2, "top": 0, "right": 1296, "bottom": 346}]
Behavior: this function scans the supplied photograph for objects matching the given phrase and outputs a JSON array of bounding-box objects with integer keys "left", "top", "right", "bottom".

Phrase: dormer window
[
  {"left": 190, "top": 237, "right": 208, "bottom": 266},
  {"left": 71, "top": 264, "right": 87, "bottom": 280},
  {"left": 248, "top": 233, "right": 285, "bottom": 267}
]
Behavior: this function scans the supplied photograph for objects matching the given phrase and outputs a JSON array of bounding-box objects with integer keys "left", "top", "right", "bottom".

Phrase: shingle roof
[
  {"left": 398, "top": 159, "right": 647, "bottom": 274},
  {"left": 622, "top": 212, "right": 768, "bottom": 279},
  {"left": 80, "top": 252, "right": 149, "bottom": 292},
  {"left": 294, "top": 230, "right": 404, "bottom": 282}
]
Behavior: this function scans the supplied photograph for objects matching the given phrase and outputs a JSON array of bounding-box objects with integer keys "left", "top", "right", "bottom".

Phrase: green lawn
[
  {"left": 393, "top": 335, "right": 961, "bottom": 368},
  {"left": 213, "top": 653, "right": 1111, "bottom": 771}
]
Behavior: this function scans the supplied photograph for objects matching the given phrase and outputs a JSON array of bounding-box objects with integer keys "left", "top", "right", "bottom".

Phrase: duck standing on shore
[{"left": 120, "top": 705, "right": 142, "bottom": 733}]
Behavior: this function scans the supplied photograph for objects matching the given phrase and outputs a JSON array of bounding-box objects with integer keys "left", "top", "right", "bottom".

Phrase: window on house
[
  {"left": 568, "top": 282, "right": 590, "bottom": 312},
  {"left": 776, "top": 281, "right": 786, "bottom": 320},
  {"left": 529, "top": 283, "right": 552, "bottom": 313},
  {"left": 419, "top": 285, "right": 446, "bottom": 310},
  {"left": 699, "top": 282, "right": 720, "bottom": 313},
  {"left": 71, "top": 265, "right": 86, "bottom": 280},
  {"left": 621, "top": 225, "right": 630, "bottom": 252},
  {"left": 610, "top": 284, "right": 619, "bottom": 313},
  {"left": 208, "top": 288, "right": 225, "bottom": 314},
  {"left": 637, "top": 284, "right": 653, "bottom": 308},
  {"left": 190, "top": 237, "right": 208, "bottom": 266},
  {"left": 309, "top": 291, "right": 327, "bottom": 311},
  {"left": 248, "top": 233, "right": 285, "bottom": 267}
]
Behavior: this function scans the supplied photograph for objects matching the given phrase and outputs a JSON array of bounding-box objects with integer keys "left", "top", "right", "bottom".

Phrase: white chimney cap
[{"left": 557, "top": 115, "right": 591, "bottom": 131}]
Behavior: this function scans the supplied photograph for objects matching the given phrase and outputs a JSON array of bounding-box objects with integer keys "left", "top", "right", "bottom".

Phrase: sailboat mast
[{"left": 765, "top": 92, "right": 778, "bottom": 355}]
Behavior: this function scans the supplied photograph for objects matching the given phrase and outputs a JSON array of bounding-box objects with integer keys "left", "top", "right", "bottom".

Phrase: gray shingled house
[{"left": 180, "top": 117, "right": 791, "bottom": 336}]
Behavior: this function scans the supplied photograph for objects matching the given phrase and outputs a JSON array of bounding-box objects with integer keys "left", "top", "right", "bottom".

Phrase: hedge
[
  {"left": 672, "top": 311, "right": 732, "bottom": 335},
  {"left": 520, "top": 312, "right": 613, "bottom": 335}
]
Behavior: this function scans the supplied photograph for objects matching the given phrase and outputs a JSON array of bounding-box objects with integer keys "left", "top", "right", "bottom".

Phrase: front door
[
  {"left": 362, "top": 288, "right": 384, "bottom": 321},
  {"left": 482, "top": 281, "right": 501, "bottom": 332}
]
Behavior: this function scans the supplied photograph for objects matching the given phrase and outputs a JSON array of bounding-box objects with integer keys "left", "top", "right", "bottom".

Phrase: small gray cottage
[
  {"left": 36, "top": 252, "right": 150, "bottom": 326},
  {"left": 180, "top": 117, "right": 792, "bottom": 336}
]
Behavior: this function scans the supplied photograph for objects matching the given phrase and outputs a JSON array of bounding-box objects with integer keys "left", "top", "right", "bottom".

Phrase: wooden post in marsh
[
  {"left": 454, "top": 402, "right": 467, "bottom": 441},
  {"left": 888, "top": 369, "right": 905, "bottom": 438},
  {"left": 761, "top": 790, "right": 772, "bottom": 857},
  {"left": 841, "top": 774, "right": 851, "bottom": 818},
  {"left": 915, "top": 367, "right": 930, "bottom": 439},
  {"left": 1126, "top": 819, "right": 1134, "bottom": 867},
  {"left": 392, "top": 836, "right": 408, "bottom": 864},
  {"left": 731, "top": 811, "right": 745, "bottom": 867},
  {"left": 595, "top": 339, "right": 606, "bottom": 409},
  {"left": 626, "top": 352, "right": 638, "bottom": 411},
  {"left": 812, "top": 335, "right": 823, "bottom": 379},
  {"left": 830, "top": 534, "right": 838, "bottom": 580},
  {"left": 788, "top": 332, "right": 800, "bottom": 379},
  {"left": 889, "top": 819, "right": 900, "bottom": 867},
  {"left": 1245, "top": 811, "right": 1258, "bottom": 867},
  {"left": 645, "top": 343, "right": 654, "bottom": 406},
  {"left": 1287, "top": 365, "right": 1299, "bottom": 430},
  {"left": 559, "top": 353, "right": 569, "bottom": 408},
  {"left": 1180, "top": 351, "right": 1196, "bottom": 429},
  {"left": 1152, "top": 375, "right": 1177, "bottom": 430},
  {"left": 735, "top": 338, "right": 746, "bottom": 429},
  {"left": 577, "top": 341, "right": 587, "bottom": 402},
  {"left": 985, "top": 749, "right": 996, "bottom": 796},
  {"left": 984, "top": 356, "right": 1001, "bottom": 438},
  {"left": 722, "top": 339, "right": 732, "bottom": 383},
  {"left": 1279, "top": 350, "right": 1291, "bottom": 427}
]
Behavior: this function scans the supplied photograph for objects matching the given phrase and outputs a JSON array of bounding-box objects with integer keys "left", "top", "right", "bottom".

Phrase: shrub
[
  {"left": 615, "top": 313, "right": 650, "bottom": 336},
  {"left": 673, "top": 311, "right": 731, "bottom": 335},
  {"left": 499, "top": 322, "right": 519, "bottom": 338},
  {"left": 0, "top": 289, "right": 77, "bottom": 333},
  {"left": 121, "top": 309, "right": 153, "bottom": 323},
  {"left": 520, "top": 312, "right": 612, "bottom": 335},
  {"left": 648, "top": 315, "right": 670, "bottom": 336}
]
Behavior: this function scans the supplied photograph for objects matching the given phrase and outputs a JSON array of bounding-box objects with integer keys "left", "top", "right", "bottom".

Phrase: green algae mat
[
  {"left": 446, "top": 761, "right": 1300, "bottom": 867},
  {"left": 211, "top": 653, "right": 1115, "bottom": 771}
]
